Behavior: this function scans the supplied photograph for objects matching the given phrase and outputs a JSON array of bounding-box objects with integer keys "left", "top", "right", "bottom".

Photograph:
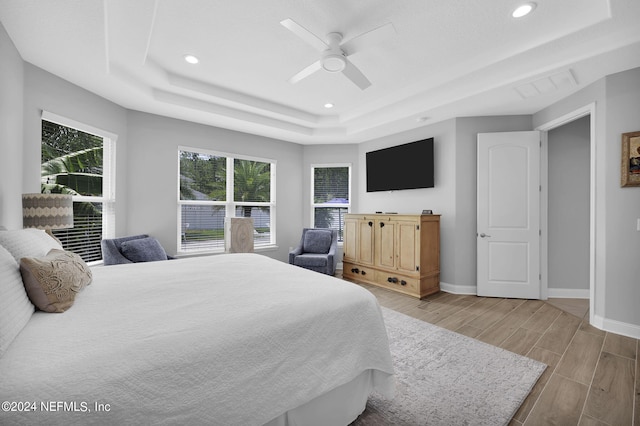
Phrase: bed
[{"left": 0, "top": 229, "right": 394, "bottom": 425}]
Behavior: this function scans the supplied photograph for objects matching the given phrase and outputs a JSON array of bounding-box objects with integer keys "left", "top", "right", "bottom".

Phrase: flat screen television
[{"left": 366, "top": 138, "right": 434, "bottom": 192}]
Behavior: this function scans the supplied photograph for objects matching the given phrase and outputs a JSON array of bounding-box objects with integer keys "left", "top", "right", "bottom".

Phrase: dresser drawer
[
  {"left": 342, "top": 262, "right": 374, "bottom": 281},
  {"left": 374, "top": 270, "right": 419, "bottom": 294}
]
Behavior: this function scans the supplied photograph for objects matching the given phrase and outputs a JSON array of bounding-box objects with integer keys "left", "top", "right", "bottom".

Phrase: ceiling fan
[{"left": 280, "top": 18, "right": 396, "bottom": 90}]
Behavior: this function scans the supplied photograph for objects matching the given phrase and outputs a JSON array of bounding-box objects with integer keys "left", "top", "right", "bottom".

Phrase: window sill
[{"left": 174, "top": 244, "right": 279, "bottom": 259}]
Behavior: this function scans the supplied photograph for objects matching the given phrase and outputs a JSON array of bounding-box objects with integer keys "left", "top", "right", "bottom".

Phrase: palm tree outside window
[
  {"left": 40, "top": 114, "right": 116, "bottom": 262},
  {"left": 178, "top": 147, "right": 276, "bottom": 253}
]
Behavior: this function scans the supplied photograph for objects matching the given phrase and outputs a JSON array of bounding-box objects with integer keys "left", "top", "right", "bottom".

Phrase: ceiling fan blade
[
  {"left": 342, "top": 59, "right": 371, "bottom": 90},
  {"left": 280, "top": 18, "right": 328, "bottom": 52},
  {"left": 289, "top": 60, "right": 322, "bottom": 84},
  {"left": 341, "top": 22, "right": 396, "bottom": 56}
]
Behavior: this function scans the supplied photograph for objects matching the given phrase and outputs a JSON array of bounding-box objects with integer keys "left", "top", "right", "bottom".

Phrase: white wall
[
  {"left": 126, "top": 111, "right": 304, "bottom": 261},
  {"left": 548, "top": 116, "right": 590, "bottom": 292},
  {"left": 0, "top": 21, "right": 24, "bottom": 229}
]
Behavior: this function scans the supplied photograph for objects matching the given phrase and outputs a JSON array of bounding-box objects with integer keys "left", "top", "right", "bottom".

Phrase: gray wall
[
  {"left": 0, "top": 22, "right": 24, "bottom": 229},
  {"left": 602, "top": 68, "right": 640, "bottom": 328},
  {"left": 2, "top": 18, "right": 639, "bottom": 335},
  {"left": 454, "top": 116, "right": 533, "bottom": 291},
  {"left": 357, "top": 116, "right": 532, "bottom": 289},
  {"left": 21, "top": 64, "right": 130, "bottom": 238},
  {"left": 126, "top": 111, "right": 304, "bottom": 261},
  {"left": 548, "top": 116, "right": 590, "bottom": 291},
  {"left": 301, "top": 144, "right": 359, "bottom": 261},
  {"left": 534, "top": 67, "right": 640, "bottom": 331}
]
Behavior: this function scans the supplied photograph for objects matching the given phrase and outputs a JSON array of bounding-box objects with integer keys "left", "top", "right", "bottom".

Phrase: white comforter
[{"left": 0, "top": 254, "right": 394, "bottom": 425}]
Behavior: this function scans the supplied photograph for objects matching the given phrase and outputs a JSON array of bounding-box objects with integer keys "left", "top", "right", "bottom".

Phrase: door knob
[{"left": 479, "top": 233, "right": 491, "bottom": 238}]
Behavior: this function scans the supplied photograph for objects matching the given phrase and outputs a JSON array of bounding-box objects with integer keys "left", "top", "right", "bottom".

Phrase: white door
[{"left": 477, "top": 131, "right": 541, "bottom": 298}]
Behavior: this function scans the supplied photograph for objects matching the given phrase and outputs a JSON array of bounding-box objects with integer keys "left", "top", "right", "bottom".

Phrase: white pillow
[
  {"left": 0, "top": 244, "right": 34, "bottom": 357},
  {"left": 0, "top": 228, "right": 62, "bottom": 263}
]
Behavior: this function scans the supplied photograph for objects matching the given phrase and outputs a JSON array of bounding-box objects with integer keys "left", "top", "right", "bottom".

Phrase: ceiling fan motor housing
[{"left": 322, "top": 32, "right": 346, "bottom": 72}]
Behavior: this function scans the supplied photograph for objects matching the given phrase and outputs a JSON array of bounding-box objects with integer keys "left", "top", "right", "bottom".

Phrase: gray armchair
[
  {"left": 288, "top": 228, "right": 338, "bottom": 275},
  {"left": 101, "top": 234, "right": 173, "bottom": 265}
]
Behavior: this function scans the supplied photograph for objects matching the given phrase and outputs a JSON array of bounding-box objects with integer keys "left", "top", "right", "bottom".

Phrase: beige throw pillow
[{"left": 20, "top": 249, "right": 92, "bottom": 313}]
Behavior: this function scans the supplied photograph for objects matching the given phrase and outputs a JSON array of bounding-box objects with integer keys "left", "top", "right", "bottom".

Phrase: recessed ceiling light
[
  {"left": 324, "top": 103, "right": 334, "bottom": 109},
  {"left": 512, "top": 2, "right": 536, "bottom": 18},
  {"left": 184, "top": 54, "right": 199, "bottom": 64}
]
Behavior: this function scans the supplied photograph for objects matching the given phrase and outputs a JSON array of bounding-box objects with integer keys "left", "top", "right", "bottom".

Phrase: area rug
[{"left": 354, "top": 308, "right": 546, "bottom": 426}]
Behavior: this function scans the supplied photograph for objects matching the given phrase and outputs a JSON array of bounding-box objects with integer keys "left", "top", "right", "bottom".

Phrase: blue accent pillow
[
  {"left": 120, "top": 237, "right": 168, "bottom": 263},
  {"left": 303, "top": 230, "right": 332, "bottom": 254}
]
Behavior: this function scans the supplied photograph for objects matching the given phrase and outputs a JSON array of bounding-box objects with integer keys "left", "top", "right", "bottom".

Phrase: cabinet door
[
  {"left": 357, "top": 219, "right": 375, "bottom": 265},
  {"left": 343, "top": 218, "right": 358, "bottom": 262},
  {"left": 375, "top": 219, "right": 396, "bottom": 269},
  {"left": 396, "top": 220, "right": 419, "bottom": 273}
]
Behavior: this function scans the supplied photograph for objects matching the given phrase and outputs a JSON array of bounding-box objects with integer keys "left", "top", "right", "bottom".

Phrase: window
[
  {"left": 178, "top": 147, "right": 276, "bottom": 252},
  {"left": 311, "top": 165, "right": 351, "bottom": 242},
  {"left": 41, "top": 113, "right": 116, "bottom": 262}
]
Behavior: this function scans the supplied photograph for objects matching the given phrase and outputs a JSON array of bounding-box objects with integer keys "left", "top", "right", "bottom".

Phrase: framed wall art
[{"left": 621, "top": 130, "right": 640, "bottom": 187}]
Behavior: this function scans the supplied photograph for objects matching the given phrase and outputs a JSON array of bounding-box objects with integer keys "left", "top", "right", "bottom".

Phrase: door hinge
[
  {"left": 416, "top": 266, "right": 419, "bottom": 271},
  {"left": 416, "top": 225, "right": 420, "bottom": 230},
  {"left": 539, "top": 185, "right": 542, "bottom": 192},
  {"left": 539, "top": 273, "right": 542, "bottom": 280},
  {"left": 539, "top": 229, "right": 542, "bottom": 236}
]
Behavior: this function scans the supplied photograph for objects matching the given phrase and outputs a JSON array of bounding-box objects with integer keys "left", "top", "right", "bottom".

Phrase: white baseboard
[
  {"left": 441, "top": 284, "right": 590, "bottom": 300},
  {"left": 400, "top": 281, "right": 640, "bottom": 339},
  {"left": 440, "top": 282, "right": 477, "bottom": 295},
  {"left": 547, "top": 288, "right": 590, "bottom": 299},
  {"left": 592, "top": 314, "right": 640, "bottom": 340},
  {"left": 439, "top": 283, "right": 640, "bottom": 339}
]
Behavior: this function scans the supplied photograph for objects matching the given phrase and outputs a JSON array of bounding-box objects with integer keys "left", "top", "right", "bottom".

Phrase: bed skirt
[{"left": 264, "top": 369, "right": 379, "bottom": 426}]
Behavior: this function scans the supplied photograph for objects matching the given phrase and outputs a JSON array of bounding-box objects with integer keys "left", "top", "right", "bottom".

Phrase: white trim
[
  {"left": 310, "top": 163, "right": 352, "bottom": 231},
  {"left": 539, "top": 131, "right": 549, "bottom": 300},
  {"left": 42, "top": 111, "right": 118, "bottom": 142},
  {"left": 177, "top": 147, "right": 277, "bottom": 253},
  {"left": 40, "top": 112, "right": 117, "bottom": 246},
  {"left": 178, "top": 145, "right": 275, "bottom": 166},
  {"left": 440, "top": 282, "right": 477, "bottom": 295},
  {"left": 593, "top": 314, "right": 640, "bottom": 340},
  {"left": 547, "top": 288, "right": 590, "bottom": 299},
  {"left": 535, "top": 102, "right": 597, "bottom": 326}
]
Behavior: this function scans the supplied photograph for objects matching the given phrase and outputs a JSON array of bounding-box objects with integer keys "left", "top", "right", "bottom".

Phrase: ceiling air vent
[{"left": 515, "top": 69, "right": 577, "bottom": 99}]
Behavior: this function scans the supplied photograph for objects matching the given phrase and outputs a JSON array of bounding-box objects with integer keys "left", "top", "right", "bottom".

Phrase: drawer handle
[
  {"left": 361, "top": 270, "right": 366, "bottom": 275},
  {"left": 387, "top": 277, "right": 398, "bottom": 284},
  {"left": 368, "top": 221, "right": 373, "bottom": 227},
  {"left": 352, "top": 268, "right": 359, "bottom": 274},
  {"left": 400, "top": 280, "right": 407, "bottom": 286}
]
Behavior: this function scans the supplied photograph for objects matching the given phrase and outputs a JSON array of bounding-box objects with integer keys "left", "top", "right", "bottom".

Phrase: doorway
[
  {"left": 537, "top": 103, "right": 596, "bottom": 322},
  {"left": 546, "top": 116, "right": 591, "bottom": 298}
]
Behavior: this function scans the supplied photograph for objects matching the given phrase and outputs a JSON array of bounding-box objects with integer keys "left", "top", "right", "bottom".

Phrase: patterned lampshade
[{"left": 22, "top": 193, "right": 74, "bottom": 230}]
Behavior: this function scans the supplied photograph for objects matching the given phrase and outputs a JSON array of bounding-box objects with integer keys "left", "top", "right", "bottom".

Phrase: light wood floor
[{"left": 344, "top": 278, "right": 639, "bottom": 425}]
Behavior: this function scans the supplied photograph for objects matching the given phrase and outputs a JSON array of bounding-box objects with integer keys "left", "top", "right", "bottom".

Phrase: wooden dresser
[{"left": 342, "top": 213, "right": 440, "bottom": 299}]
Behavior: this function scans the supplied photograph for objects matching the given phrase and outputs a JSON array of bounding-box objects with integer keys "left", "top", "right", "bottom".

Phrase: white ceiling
[{"left": 1, "top": 0, "right": 639, "bottom": 144}]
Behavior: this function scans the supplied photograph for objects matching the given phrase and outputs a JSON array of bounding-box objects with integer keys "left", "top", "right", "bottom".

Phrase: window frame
[
  {"left": 177, "top": 146, "right": 277, "bottom": 254},
  {"left": 41, "top": 111, "right": 117, "bottom": 264},
  {"left": 310, "top": 163, "right": 352, "bottom": 244}
]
